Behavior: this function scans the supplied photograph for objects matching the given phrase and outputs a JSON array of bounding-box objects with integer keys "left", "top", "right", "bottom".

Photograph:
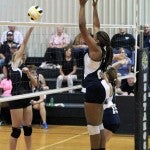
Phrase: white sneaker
[
  {"left": 56, "top": 64, "right": 60, "bottom": 69},
  {"left": 39, "top": 62, "right": 47, "bottom": 69}
]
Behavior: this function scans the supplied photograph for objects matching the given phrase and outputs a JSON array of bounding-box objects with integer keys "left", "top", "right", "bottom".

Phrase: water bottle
[{"left": 49, "top": 97, "right": 54, "bottom": 107}]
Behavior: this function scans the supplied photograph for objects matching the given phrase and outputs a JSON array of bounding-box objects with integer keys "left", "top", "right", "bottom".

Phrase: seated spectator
[
  {"left": 137, "top": 24, "right": 150, "bottom": 87},
  {"left": 137, "top": 24, "right": 150, "bottom": 49},
  {"left": 0, "top": 72, "right": 12, "bottom": 125},
  {"left": 113, "top": 47, "right": 132, "bottom": 76},
  {"left": 2, "top": 43, "right": 19, "bottom": 78},
  {"left": 111, "top": 27, "right": 135, "bottom": 58},
  {"left": 28, "top": 65, "right": 49, "bottom": 129},
  {"left": 72, "top": 28, "right": 92, "bottom": 67},
  {"left": 120, "top": 73, "right": 136, "bottom": 96},
  {"left": 0, "top": 26, "right": 23, "bottom": 45},
  {"left": 72, "top": 32, "right": 88, "bottom": 67},
  {"left": 56, "top": 46, "right": 77, "bottom": 93},
  {"left": 40, "top": 26, "right": 71, "bottom": 68},
  {"left": 0, "top": 31, "right": 19, "bottom": 69}
]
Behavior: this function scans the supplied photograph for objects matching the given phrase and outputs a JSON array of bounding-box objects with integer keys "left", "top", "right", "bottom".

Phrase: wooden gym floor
[{"left": 0, "top": 124, "right": 136, "bottom": 150}]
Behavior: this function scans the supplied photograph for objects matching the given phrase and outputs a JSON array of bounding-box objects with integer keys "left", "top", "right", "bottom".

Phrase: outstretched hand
[
  {"left": 79, "top": 0, "right": 88, "bottom": 6},
  {"left": 93, "top": 0, "right": 98, "bottom": 7}
]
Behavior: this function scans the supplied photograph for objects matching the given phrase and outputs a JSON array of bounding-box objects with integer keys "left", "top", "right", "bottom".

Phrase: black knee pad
[
  {"left": 23, "top": 126, "right": 32, "bottom": 136},
  {"left": 11, "top": 127, "right": 21, "bottom": 138}
]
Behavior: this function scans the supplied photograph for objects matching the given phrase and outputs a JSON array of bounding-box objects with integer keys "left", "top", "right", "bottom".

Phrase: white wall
[{"left": 0, "top": 0, "right": 149, "bottom": 56}]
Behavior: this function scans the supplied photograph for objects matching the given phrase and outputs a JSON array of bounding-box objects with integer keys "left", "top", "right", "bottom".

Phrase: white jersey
[{"left": 84, "top": 53, "right": 101, "bottom": 78}]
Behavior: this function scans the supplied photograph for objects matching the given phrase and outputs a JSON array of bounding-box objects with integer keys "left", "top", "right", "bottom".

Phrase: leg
[
  {"left": 84, "top": 102, "right": 103, "bottom": 149},
  {"left": 56, "top": 75, "right": 63, "bottom": 89},
  {"left": 67, "top": 75, "right": 74, "bottom": 93},
  {"left": 39, "top": 102, "right": 48, "bottom": 129},
  {"left": 23, "top": 105, "right": 33, "bottom": 150},
  {"left": 67, "top": 75, "right": 77, "bottom": 93},
  {"left": 9, "top": 108, "right": 23, "bottom": 150},
  {"left": 39, "top": 102, "right": 47, "bottom": 124},
  {"left": 100, "top": 129, "right": 112, "bottom": 148}
]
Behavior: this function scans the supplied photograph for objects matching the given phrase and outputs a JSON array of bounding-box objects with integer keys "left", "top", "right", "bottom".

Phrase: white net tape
[
  {"left": 0, "top": 21, "right": 136, "bottom": 28},
  {"left": 0, "top": 85, "right": 82, "bottom": 103}
]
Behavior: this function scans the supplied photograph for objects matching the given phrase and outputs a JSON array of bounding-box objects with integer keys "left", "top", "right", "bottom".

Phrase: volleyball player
[
  {"left": 79, "top": 0, "right": 113, "bottom": 149},
  {"left": 8, "top": 27, "right": 37, "bottom": 150},
  {"left": 100, "top": 67, "right": 120, "bottom": 148}
]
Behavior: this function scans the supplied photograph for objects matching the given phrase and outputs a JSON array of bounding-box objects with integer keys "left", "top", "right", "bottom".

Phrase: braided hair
[{"left": 96, "top": 31, "right": 113, "bottom": 72}]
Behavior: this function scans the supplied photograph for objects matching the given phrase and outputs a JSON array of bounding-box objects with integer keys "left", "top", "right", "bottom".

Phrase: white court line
[{"left": 36, "top": 131, "right": 88, "bottom": 150}]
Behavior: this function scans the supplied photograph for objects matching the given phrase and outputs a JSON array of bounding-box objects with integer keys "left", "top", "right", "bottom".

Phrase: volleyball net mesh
[{"left": 0, "top": 23, "right": 149, "bottom": 149}]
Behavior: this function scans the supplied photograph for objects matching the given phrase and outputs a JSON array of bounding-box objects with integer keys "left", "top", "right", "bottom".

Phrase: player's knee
[
  {"left": 23, "top": 126, "right": 32, "bottom": 136},
  {"left": 87, "top": 124, "right": 100, "bottom": 135},
  {"left": 11, "top": 127, "right": 21, "bottom": 138},
  {"left": 99, "top": 123, "right": 104, "bottom": 130}
]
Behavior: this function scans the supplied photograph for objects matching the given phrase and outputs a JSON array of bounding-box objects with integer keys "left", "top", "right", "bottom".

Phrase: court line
[{"left": 36, "top": 131, "right": 88, "bottom": 150}]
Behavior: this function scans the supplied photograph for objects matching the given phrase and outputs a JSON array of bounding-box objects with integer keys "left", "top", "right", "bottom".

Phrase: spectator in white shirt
[{"left": 0, "top": 26, "right": 23, "bottom": 45}]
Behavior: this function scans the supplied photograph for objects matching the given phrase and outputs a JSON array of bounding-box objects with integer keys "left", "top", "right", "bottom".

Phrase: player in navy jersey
[
  {"left": 100, "top": 67, "right": 120, "bottom": 148},
  {"left": 8, "top": 27, "right": 37, "bottom": 150},
  {"left": 79, "top": 0, "right": 113, "bottom": 149}
]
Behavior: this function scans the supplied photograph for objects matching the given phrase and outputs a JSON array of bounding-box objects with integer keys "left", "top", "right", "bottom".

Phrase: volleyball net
[{"left": 0, "top": 22, "right": 149, "bottom": 149}]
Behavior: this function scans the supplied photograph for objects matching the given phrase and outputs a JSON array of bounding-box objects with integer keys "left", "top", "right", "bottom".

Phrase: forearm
[
  {"left": 69, "top": 67, "right": 77, "bottom": 75},
  {"left": 79, "top": 5, "right": 86, "bottom": 31},
  {"left": 23, "top": 27, "right": 34, "bottom": 46},
  {"left": 68, "top": 71, "right": 76, "bottom": 75},
  {"left": 27, "top": 72, "right": 38, "bottom": 87},
  {"left": 93, "top": 5, "right": 100, "bottom": 34},
  {"left": 93, "top": 0, "right": 100, "bottom": 34},
  {"left": 16, "top": 27, "right": 34, "bottom": 59},
  {"left": 112, "top": 61, "right": 122, "bottom": 69}
]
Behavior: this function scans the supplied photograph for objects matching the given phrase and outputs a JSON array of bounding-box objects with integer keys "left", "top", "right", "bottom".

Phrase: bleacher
[{"left": 1, "top": 57, "right": 136, "bottom": 134}]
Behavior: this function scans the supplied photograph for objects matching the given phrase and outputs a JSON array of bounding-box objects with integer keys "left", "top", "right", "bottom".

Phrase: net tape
[
  {"left": 0, "top": 85, "right": 82, "bottom": 103},
  {"left": 0, "top": 21, "right": 136, "bottom": 28}
]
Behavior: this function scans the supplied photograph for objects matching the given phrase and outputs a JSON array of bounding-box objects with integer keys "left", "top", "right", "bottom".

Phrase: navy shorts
[
  {"left": 9, "top": 98, "right": 31, "bottom": 109},
  {"left": 84, "top": 81, "right": 106, "bottom": 104},
  {"left": 103, "top": 107, "right": 120, "bottom": 133}
]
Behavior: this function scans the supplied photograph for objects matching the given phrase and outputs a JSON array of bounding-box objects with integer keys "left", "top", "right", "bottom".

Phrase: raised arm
[
  {"left": 14, "top": 27, "right": 34, "bottom": 62},
  {"left": 93, "top": 0, "right": 100, "bottom": 35},
  {"left": 79, "top": 0, "right": 102, "bottom": 61}
]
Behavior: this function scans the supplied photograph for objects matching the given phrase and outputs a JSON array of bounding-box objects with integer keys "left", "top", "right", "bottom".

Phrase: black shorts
[
  {"left": 9, "top": 98, "right": 31, "bottom": 109},
  {"left": 103, "top": 107, "right": 120, "bottom": 133},
  {"left": 84, "top": 81, "right": 106, "bottom": 104}
]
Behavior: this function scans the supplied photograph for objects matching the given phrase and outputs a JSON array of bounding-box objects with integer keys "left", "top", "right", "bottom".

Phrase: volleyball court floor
[{"left": 0, "top": 124, "right": 136, "bottom": 150}]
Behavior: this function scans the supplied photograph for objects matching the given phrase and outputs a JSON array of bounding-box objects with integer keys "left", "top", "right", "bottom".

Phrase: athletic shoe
[
  {"left": 42, "top": 122, "right": 48, "bottom": 129},
  {"left": 39, "top": 62, "right": 48, "bottom": 69},
  {"left": 0, "top": 121, "right": 6, "bottom": 126}
]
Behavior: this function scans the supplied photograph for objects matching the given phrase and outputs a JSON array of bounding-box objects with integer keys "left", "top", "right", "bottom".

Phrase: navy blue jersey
[
  {"left": 82, "top": 53, "right": 110, "bottom": 104},
  {"left": 103, "top": 95, "right": 120, "bottom": 133}
]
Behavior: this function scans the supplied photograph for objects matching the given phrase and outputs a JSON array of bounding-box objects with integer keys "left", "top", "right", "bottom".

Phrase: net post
[{"left": 134, "top": 46, "right": 149, "bottom": 150}]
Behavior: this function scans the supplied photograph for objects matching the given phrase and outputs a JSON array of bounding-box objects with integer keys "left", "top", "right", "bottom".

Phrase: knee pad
[
  {"left": 87, "top": 125, "right": 100, "bottom": 135},
  {"left": 23, "top": 126, "right": 32, "bottom": 136},
  {"left": 99, "top": 123, "right": 104, "bottom": 130},
  {"left": 11, "top": 127, "right": 21, "bottom": 138}
]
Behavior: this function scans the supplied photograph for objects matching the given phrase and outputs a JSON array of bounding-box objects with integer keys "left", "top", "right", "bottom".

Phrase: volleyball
[{"left": 28, "top": 6, "right": 43, "bottom": 21}]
